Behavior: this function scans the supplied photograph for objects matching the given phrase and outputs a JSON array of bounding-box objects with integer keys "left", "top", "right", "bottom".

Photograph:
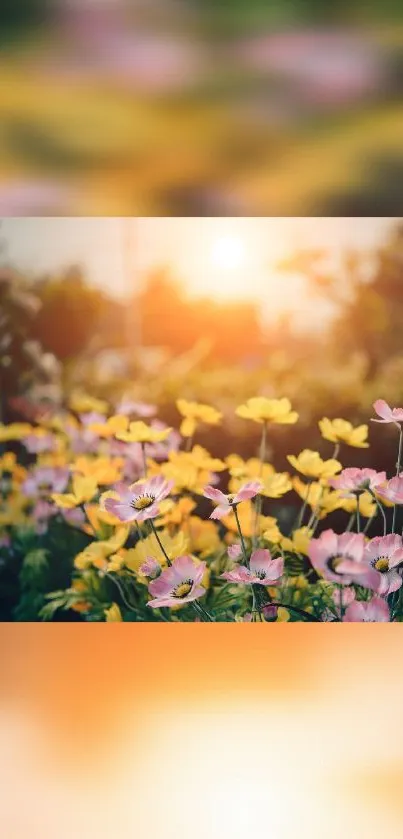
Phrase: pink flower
[
  {"left": 221, "top": 548, "right": 283, "bottom": 585},
  {"left": 372, "top": 399, "right": 403, "bottom": 427},
  {"left": 139, "top": 556, "right": 161, "bottom": 578},
  {"left": 308, "top": 529, "right": 366, "bottom": 584},
  {"left": 262, "top": 603, "right": 279, "bottom": 620},
  {"left": 62, "top": 507, "right": 86, "bottom": 527},
  {"left": 343, "top": 596, "right": 390, "bottom": 622},
  {"left": 115, "top": 398, "right": 156, "bottom": 418},
  {"left": 22, "top": 433, "right": 56, "bottom": 454},
  {"left": 228, "top": 544, "right": 242, "bottom": 561},
  {"left": 378, "top": 475, "right": 403, "bottom": 505},
  {"left": 203, "top": 480, "right": 262, "bottom": 520},
  {"left": 104, "top": 475, "right": 173, "bottom": 523},
  {"left": 331, "top": 586, "right": 356, "bottom": 618},
  {"left": 357, "top": 534, "right": 403, "bottom": 596},
  {"left": 22, "top": 466, "right": 69, "bottom": 497},
  {"left": 330, "top": 467, "right": 386, "bottom": 496},
  {"left": 32, "top": 500, "right": 57, "bottom": 534},
  {"left": 147, "top": 555, "right": 206, "bottom": 608}
]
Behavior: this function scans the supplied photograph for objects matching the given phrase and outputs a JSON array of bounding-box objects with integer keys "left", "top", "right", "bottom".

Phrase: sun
[{"left": 210, "top": 234, "right": 247, "bottom": 272}]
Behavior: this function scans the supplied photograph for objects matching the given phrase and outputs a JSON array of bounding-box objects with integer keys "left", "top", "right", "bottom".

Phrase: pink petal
[
  {"left": 203, "top": 485, "right": 228, "bottom": 504},
  {"left": 234, "top": 481, "right": 262, "bottom": 503},
  {"left": 373, "top": 399, "right": 393, "bottom": 420},
  {"left": 210, "top": 504, "right": 230, "bottom": 520}
]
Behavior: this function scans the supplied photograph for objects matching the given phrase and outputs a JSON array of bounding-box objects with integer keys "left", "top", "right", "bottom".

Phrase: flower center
[
  {"left": 255, "top": 569, "right": 267, "bottom": 580},
  {"left": 327, "top": 554, "right": 347, "bottom": 574},
  {"left": 374, "top": 557, "right": 389, "bottom": 572},
  {"left": 173, "top": 580, "right": 193, "bottom": 598},
  {"left": 132, "top": 494, "right": 155, "bottom": 510}
]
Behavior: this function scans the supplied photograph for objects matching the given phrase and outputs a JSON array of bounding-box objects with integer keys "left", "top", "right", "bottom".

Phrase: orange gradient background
[{"left": 1, "top": 625, "right": 403, "bottom": 838}]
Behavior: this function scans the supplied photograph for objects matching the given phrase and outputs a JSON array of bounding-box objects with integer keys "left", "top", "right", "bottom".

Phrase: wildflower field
[
  {"left": 2, "top": 389, "right": 403, "bottom": 622},
  {"left": 3, "top": 217, "right": 403, "bottom": 622}
]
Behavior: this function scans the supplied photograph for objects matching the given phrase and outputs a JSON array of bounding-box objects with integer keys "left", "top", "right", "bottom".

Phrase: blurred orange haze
[{"left": 1, "top": 626, "right": 403, "bottom": 838}]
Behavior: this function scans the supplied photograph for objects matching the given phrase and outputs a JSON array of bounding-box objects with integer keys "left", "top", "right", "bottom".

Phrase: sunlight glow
[{"left": 210, "top": 234, "right": 247, "bottom": 272}]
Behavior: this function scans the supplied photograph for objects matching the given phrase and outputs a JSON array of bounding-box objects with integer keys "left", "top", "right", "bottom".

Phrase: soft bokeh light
[
  {"left": 1, "top": 626, "right": 403, "bottom": 838},
  {"left": 0, "top": 2, "right": 403, "bottom": 214}
]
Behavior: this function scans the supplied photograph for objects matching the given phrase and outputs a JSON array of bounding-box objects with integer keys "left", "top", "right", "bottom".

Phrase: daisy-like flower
[
  {"left": 287, "top": 449, "right": 341, "bottom": 479},
  {"left": 203, "top": 480, "right": 262, "bottom": 520},
  {"left": 372, "top": 399, "right": 403, "bottom": 427},
  {"left": 377, "top": 475, "right": 403, "bottom": 505},
  {"left": 319, "top": 418, "right": 369, "bottom": 448},
  {"left": 235, "top": 396, "right": 298, "bottom": 425},
  {"left": 330, "top": 467, "right": 386, "bottom": 496},
  {"left": 116, "top": 420, "right": 172, "bottom": 444},
  {"left": 103, "top": 475, "right": 173, "bottom": 523},
  {"left": 308, "top": 529, "right": 366, "bottom": 584},
  {"left": 343, "top": 596, "right": 390, "bottom": 622},
  {"left": 221, "top": 548, "right": 283, "bottom": 586},
  {"left": 147, "top": 555, "right": 206, "bottom": 608},
  {"left": 176, "top": 399, "right": 222, "bottom": 438},
  {"left": 22, "top": 466, "right": 69, "bottom": 497},
  {"left": 354, "top": 534, "right": 403, "bottom": 596}
]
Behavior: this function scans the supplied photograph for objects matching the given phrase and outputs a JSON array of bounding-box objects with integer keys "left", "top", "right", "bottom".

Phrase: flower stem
[
  {"left": 233, "top": 504, "right": 249, "bottom": 564},
  {"left": 297, "top": 481, "right": 312, "bottom": 528},
  {"left": 193, "top": 600, "right": 214, "bottom": 622},
  {"left": 141, "top": 443, "right": 147, "bottom": 478},
  {"left": 253, "top": 421, "right": 267, "bottom": 547},
  {"left": 369, "top": 490, "right": 387, "bottom": 536},
  {"left": 149, "top": 520, "right": 172, "bottom": 566},
  {"left": 392, "top": 427, "right": 403, "bottom": 533},
  {"left": 356, "top": 495, "right": 361, "bottom": 533}
]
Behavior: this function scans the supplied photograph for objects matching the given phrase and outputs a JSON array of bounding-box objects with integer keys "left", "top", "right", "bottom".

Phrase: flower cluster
[{"left": 1, "top": 394, "right": 403, "bottom": 622}]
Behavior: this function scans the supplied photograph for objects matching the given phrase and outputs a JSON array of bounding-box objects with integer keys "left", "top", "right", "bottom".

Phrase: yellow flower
[
  {"left": 187, "top": 515, "right": 223, "bottom": 557},
  {"left": 186, "top": 445, "right": 226, "bottom": 473},
  {"left": 287, "top": 449, "right": 341, "bottom": 479},
  {"left": 84, "top": 503, "right": 124, "bottom": 533},
  {"left": 87, "top": 415, "right": 128, "bottom": 438},
  {"left": 261, "top": 472, "right": 292, "bottom": 499},
  {"left": 69, "top": 393, "right": 109, "bottom": 414},
  {"left": 71, "top": 456, "right": 124, "bottom": 485},
  {"left": 116, "top": 420, "right": 172, "bottom": 444},
  {"left": 262, "top": 517, "right": 282, "bottom": 544},
  {"left": 104, "top": 603, "right": 123, "bottom": 622},
  {"left": 151, "top": 450, "right": 214, "bottom": 494},
  {"left": 222, "top": 501, "right": 280, "bottom": 541},
  {"left": 0, "top": 452, "right": 27, "bottom": 483},
  {"left": 281, "top": 526, "right": 313, "bottom": 555},
  {"left": 235, "top": 397, "right": 298, "bottom": 425},
  {"left": 176, "top": 399, "right": 222, "bottom": 438},
  {"left": 341, "top": 491, "right": 376, "bottom": 519},
  {"left": 123, "top": 530, "right": 189, "bottom": 577},
  {"left": 52, "top": 474, "right": 98, "bottom": 509},
  {"left": 227, "top": 456, "right": 275, "bottom": 492},
  {"left": 293, "top": 477, "right": 343, "bottom": 519},
  {"left": 74, "top": 525, "right": 130, "bottom": 570},
  {"left": 319, "top": 417, "right": 369, "bottom": 448},
  {"left": 0, "top": 422, "right": 32, "bottom": 442},
  {"left": 276, "top": 607, "right": 290, "bottom": 622},
  {"left": 156, "top": 496, "right": 196, "bottom": 527}
]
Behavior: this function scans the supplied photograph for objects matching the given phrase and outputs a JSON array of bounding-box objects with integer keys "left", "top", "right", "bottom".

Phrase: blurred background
[
  {"left": 1, "top": 1, "right": 403, "bottom": 214},
  {"left": 1, "top": 624, "right": 403, "bottom": 838},
  {"left": 1, "top": 215, "right": 403, "bottom": 473}
]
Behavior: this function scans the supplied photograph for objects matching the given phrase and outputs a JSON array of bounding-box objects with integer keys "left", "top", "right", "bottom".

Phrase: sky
[{"left": 0, "top": 217, "right": 398, "bottom": 327}]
